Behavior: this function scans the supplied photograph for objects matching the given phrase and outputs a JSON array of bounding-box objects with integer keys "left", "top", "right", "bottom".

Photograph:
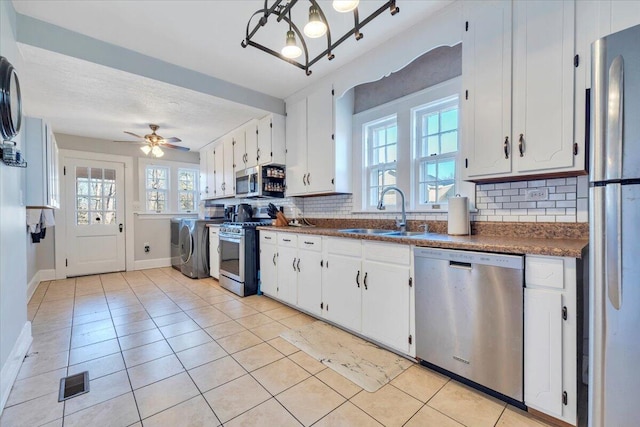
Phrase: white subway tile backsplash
[{"left": 557, "top": 185, "right": 577, "bottom": 193}]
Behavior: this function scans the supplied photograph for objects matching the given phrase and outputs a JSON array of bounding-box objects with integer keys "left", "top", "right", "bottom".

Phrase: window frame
[
  {"left": 144, "top": 165, "right": 170, "bottom": 213},
  {"left": 177, "top": 168, "right": 199, "bottom": 213},
  {"left": 364, "top": 114, "right": 398, "bottom": 210},
  {"left": 352, "top": 77, "right": 473, "bottom": 213},
  {"left": 138, "top": 158, "right": 200, "bottom": 214}
]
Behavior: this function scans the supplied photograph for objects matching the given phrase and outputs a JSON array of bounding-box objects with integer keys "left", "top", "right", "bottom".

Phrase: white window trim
[
  {"left": 177, "top": 168, "right": 199, "bottom": 213},
  {"left": 138, "top": 158, "right": 200, "bottom": 214},
  {"left": 352, "top": 77, "right": 474, "bottom": 213}
]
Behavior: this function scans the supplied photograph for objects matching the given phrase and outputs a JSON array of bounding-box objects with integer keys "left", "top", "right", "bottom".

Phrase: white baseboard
[
  {"left": 134, "top": 258, "right": 171, "bottom": 271},
  {"left": 26, "top": 269, "right": 57, "bottom": 303},
  {"left": 0, "top": 322, "right": 32, "bottom": 415}
]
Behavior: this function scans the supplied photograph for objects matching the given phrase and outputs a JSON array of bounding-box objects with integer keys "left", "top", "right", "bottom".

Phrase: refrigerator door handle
[
  {"left": 606, "top": 55, "right": 624, "bottom": 181},
  {"left": 605, "top": 183, "right": 622, "bottom": 310}
]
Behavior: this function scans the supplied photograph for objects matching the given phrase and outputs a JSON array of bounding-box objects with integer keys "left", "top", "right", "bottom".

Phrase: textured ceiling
[{"left": 12, "top": 0, "right": 452, "bottom": 150}]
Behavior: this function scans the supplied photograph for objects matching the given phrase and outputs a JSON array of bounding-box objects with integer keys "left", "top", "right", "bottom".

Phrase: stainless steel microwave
[{"left": 235, "top": 165, "right": 285, "bottom": 198}]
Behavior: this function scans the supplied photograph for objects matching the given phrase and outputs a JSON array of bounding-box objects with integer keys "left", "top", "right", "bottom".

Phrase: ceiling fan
[{"left": 117, "top": 124, "right": 190, "bottom": 157}]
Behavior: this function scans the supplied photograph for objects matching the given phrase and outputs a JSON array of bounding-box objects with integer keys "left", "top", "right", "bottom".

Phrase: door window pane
[{"left": 76, "top": 166, "right": 118, "bottom": 226}]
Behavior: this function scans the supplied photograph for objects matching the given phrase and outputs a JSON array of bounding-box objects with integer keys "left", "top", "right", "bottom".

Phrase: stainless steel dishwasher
[{"left": 414, "top": 247, "right": 524, "bottom": 402}]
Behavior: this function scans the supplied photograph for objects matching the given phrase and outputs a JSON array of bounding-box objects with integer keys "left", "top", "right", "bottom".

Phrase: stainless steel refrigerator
[{"left": 589, "top": 23, "right": 640, "bottom": 427}]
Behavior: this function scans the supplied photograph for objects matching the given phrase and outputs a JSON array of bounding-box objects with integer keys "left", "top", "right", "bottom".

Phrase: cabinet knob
[
  {"left": 296, "top": 259, "right": 301, "bottom": 272},
  {"left": 292, "top": 258, "right": 297, "bottom": 271},
  {"left": 364, "top": 272, "right": 368, "bottom": 290},
  {"left": 356, "top": 270, "right": 360, "bottom": 287}
]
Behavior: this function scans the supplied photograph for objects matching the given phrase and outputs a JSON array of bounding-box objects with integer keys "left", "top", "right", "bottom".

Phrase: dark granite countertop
[{"left": 257, "top": 225, "right": 588, "bottom": 258}]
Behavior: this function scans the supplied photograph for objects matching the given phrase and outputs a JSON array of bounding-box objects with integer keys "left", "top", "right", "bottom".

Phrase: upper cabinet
[
  {"left": 462, "top": 0, "right": 582, "bottom": 182},
  {"left": 257, "top": 114, "right": 286, "bottom": 166},
  {"left": 199, "top": 147, "right": 215, "bottom": 200},
  {"left": 24, "top": 117, "right": 60, "bottom": 209},
  {"left": 285, "top": 83, "right": 352, "bottom": 196}
]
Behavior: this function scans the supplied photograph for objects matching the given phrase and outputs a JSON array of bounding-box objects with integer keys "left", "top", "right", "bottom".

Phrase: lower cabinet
[
  {"left": 323, "top": 238, "right": 363, "bottom": 332},
  {"left": 524, "top": 255, "right": 580, "bottom": 426},
  {"left": 209, "top": 226, "right": 220, "bottom": 279},
  {"left": 258, "top": 233, "right": 413, "bottom": 355},
  {"left": 259, "top": 232, "right": 278, "bottom": 296}
]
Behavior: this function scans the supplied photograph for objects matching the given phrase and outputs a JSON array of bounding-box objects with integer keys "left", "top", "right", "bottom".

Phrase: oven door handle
[{"left": 219, "top": 235, "right": 242, "bottom": 244}]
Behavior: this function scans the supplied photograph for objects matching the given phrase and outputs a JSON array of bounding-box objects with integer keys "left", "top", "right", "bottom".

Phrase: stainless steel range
[{"left": 219, "top": 220, "right": 270, "bottom": 297}]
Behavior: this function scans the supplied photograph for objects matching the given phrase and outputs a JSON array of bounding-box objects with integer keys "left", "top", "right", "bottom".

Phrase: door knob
[{"left": 119, "top": 223, "right": 123, "bottom": 232}]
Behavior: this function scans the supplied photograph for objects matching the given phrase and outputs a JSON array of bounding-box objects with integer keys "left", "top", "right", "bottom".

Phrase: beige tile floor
[{"left": 1, "top": 268, "right": 553, "bottom": 427}]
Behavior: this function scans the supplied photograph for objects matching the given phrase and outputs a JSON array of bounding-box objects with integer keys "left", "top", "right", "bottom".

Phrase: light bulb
[
  {"left": 151, "top": 146, "right": 164, "bottom": 157},
  {"left": 333, "top": 0, "right": 359, "bottom": 13},
  {"left": 281, "top": 30, "right": 302, "bottom": 59},
  {"left": 304, "top": 5, "right": 327, "bottom": 38},
  {"left": 140, "top": 145, "right": 151, "bottom": 155}
]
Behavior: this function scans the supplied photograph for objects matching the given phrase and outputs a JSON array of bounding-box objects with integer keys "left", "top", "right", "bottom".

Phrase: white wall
[
  {"left": 55, "top": 134, "right": 199, "bottom": 269},
  {"left": 0, "top": 0, "right": 31, "bottom": 412}
]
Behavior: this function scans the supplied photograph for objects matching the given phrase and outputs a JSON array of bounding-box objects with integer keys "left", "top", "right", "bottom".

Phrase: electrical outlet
[
  {"left": 144, "top": 243, "right": 150, "bottom": 253},
  {"left": 525, "top": 188, "right": 548, "bottom": 201}
]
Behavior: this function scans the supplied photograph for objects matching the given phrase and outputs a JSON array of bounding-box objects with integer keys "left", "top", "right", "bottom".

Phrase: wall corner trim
[
  {"left": 27, "top": 269, "right": 57, "bottom": 303},
  {"left": 0, "top": 322, "right": 33, "bottom": 415}
]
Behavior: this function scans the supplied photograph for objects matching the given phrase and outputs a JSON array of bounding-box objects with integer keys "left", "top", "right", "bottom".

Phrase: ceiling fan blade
[
  {"left": 124, "top": 131, "right": 145, "bottom": 139},
  {"left": 162, "top": 137, "right": 182, "bottom": 143},
  {"left": 163, "top": 143, "right": 190, "bottom": 151},
  {"left": 114, "top": 140, "right": 145, "bottom": 144}
]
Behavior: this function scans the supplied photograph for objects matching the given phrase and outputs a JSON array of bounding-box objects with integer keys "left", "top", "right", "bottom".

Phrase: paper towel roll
[{"left": 448, "top": 196, "right": 470, "bottom": 235}]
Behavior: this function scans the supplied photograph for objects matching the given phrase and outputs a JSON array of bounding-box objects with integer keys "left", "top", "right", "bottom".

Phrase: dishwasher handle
[{"left": 449, "top": 261, "right": 472, "bottom": 270}]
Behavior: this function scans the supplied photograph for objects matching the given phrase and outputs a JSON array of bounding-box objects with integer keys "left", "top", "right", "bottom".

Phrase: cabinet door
[
  {"left": 206, "top": 150, "right": 215, "bottom": 198},
  {"left": 285, "top": 97, "right": 308, "bottom": 196},
  {"left": 245, "top": 120, "right": 259, "bottom": 169},
  {"left": 200, "top": 151, "right": 208, "bottom": 199},
  {"left": 259, "top": 243, "right": 278, "bottom": 297},
  {"left": 462, "top": 0, "right": 513, "bottom": 179},
  {"left": 323, "top": 253, "right": 362, "bottom": 332},
  {"left": 306, "top": 86, "right": 335, "bottom": 194},
  {"left": 232, "top": 128, "right": 246, "bottom": 171},
  {"left": 524, "top": 288, "right": 563, "bottom": 417},
  {"left": 297, "top": 248, "right": 323, "bottom": 316},
  {"left": 512, "top": 0, "right": 575, "bottom": 173},
  {"left": 48, "top": 132, "right": 60, "bottom": 209},
  {"left": 214, "top": 144, "right": 225, "bottom": 197},
  {"left": 257, "top": 115, "right": 272, "bottom": 166},
  {"left": 222, "top": 136, "right": 235, "bottom": 196},
  {"left": 361, "top": 260, "right": 410, "bottom": 353},
  {"left": 209, "top": 227, "right": 220, "bottom": 279},
  {"left": 276, "top": 245, "right": 298, "bottom": 305}
]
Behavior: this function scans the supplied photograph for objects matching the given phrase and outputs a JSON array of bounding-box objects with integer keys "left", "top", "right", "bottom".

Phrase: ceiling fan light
[
  {"left": 333, "top": 0, "right": 359, "bottom": 13},
  {"left": 151, "top": 146, "right": 164, "bottom": 157},
  {"left": 140, "top": 145, "right": 152, "bottom": 155},
  {"left": 281, "top": 30, "right": 302, "bottom": 59},
  {"left": 304, "top": 5, "right": 327, "bottom": 38}
]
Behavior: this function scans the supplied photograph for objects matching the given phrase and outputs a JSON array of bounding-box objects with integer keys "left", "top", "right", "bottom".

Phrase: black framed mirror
[{"left": 0, "top": 56, "right": 23, "bottom": 141}]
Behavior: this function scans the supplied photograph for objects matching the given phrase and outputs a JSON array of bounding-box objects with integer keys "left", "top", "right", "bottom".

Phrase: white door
[
  {"left": 245, "top": 121, "right": 259, "bottom": 169},
  {"left": 285, "top": 97, "right": 308, "bottom": 196},
  {"left": 205, "top": 149, "right": 215, "bottom": 198},
  {"left": 214, "top": 143, "right": 225, "bottom": 197},
  {"left": 306, "top": 86, "right": 335, "bottom": 194},
  {"left": 277, "top": 245, "right": 298, "bottom": 305},
  {"left": 222, "top": 136, "right": 235, "bottom": 196},
  {"left": 297, "top": 248, "right": 323, "bottom": 316},
  {"left": 323, "top": 253, "right": 362, "bottom": 332},
  {"left": 66, "top": 159, "right": 125, "bottom": 276},
  {"left": 361, "top": 260, "right": 410, "bottom": 353},
  {"left": 259, "top": 243, "right": 278, "bottom": 297}
]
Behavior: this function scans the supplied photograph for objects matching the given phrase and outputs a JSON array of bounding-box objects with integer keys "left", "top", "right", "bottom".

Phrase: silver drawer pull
[
  {"left": 264, "top": 236, "right": 272, "bottom": 240},
  {"left": 283, "top": 238, "right": 291, "bottom": 242},
  {"left": 449, "top": 261, "right": 472, "bottom": 270},
  {"left": 304, "top": 241, "right": 314, "bottom": 245}
]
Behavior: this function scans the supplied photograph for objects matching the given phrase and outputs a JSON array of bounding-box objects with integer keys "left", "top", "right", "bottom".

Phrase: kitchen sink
[
  {"left": 385, "top": 231, "right": 431, "bottom": 237},
  {"left": 338, "top": 228, "right": 395, "bottom": 235}
]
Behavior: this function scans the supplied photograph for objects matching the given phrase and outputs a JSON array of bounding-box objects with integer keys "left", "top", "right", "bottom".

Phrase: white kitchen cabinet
[
  {"left": 257, "top": 114, "right": 286, "bottom": 166},
  {"left": 199, "top": 148, "right": 215, "bottom": 199},
  {"left": 524, "top": 254, "right": 579, "bottom": 426},
  {"left": 259, "top": 231, "right": 278, "bottom": 296},
  {"left": 24, "top": 116, "right": 60, "bottom": 209},
  {"left": 213, "top": 136, "right": 234, "bottom": 198},
  {"left": 232, "top": 127, "right": 246, "bottom": 172},
  {"left": 276, "top": 234, "right": 298, "bottom": 305},
  {"left": 462, "top": 0, "right": 512, "bottom": 178},
  {"left": 322, "top": 237, "right": 363, "bottom": 332},
  {"left": 209, "top": 225, "right": 220, "bottom": 279},
  {"left": 284, "top": 97, "right": 307, "bottom": 196},
  {"left": 463, "top": 0, "right": 582, "bottom": 181},
  {"left": 285, "top": 83, "right": 351, "bottom": 196},
  {"left": 296, "top": 237, "right": 323, "bottom": 316},
  {"left": 244, "top": 120, "right": 259, "bottom": 169},
  {"left": 361, "top": 242, "right": 412, "bottom": 354}
]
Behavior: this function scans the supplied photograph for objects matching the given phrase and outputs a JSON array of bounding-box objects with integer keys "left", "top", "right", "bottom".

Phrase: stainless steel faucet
[{"left": 377, "top": 186, "right": 406, "bottom": 232}]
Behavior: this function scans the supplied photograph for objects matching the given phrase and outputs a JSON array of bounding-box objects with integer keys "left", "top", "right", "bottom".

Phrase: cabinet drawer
[
  {"left": 364, "top": 241, "right": 411, "bottom": 265},
  {"left": 298, "top": 235, "right": 322, "bottom": 251},
  {"left": 260, "top": 231, "right": 277, "bottom": 244},
  {"left": 526, "top": 255, "right": 564, "bottom": 290},
  {"left": 278, "top": 233, "right": 298, "bottom": 247},
  {"left": 326, "top": 237, "right": 362, "bottom": 257}
]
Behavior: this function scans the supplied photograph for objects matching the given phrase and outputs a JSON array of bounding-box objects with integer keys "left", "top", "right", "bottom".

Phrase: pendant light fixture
[
  {"left": 333, "top": 0, "right": 359, "bottom": 13},
  {"left": 151, "top": 145, "right": 164, "bottom": 158},
  {"left": 281, "top": 10, "right": 302, "bottom": 59},
  {"left": 140, "top": 145, "right": 151, "bottom": 155},
  {"left": 242, "top": 1, "right": 399, "bottom": 76},
  {"left": 303, "top": 4, "right": 327, "bottom": 38}
]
